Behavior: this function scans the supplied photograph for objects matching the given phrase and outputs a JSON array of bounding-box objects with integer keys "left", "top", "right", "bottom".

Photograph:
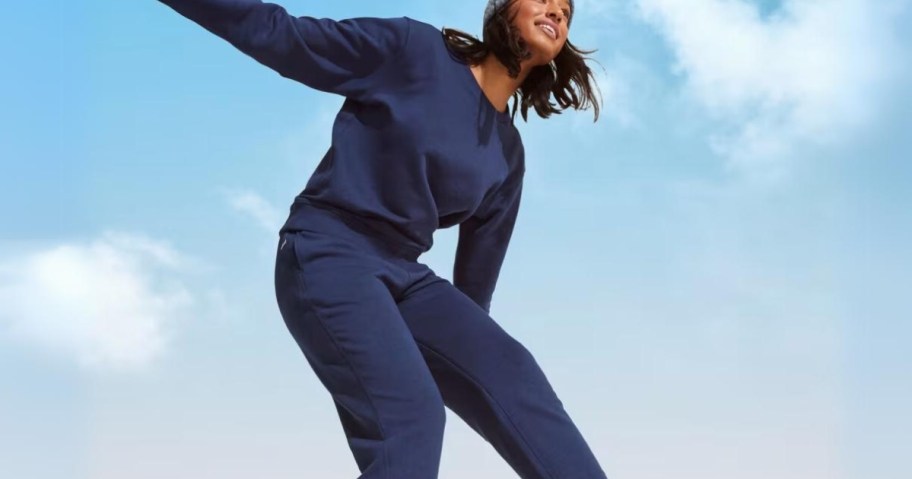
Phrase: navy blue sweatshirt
[{"left": 159, "top": 1, "right": 525, "bottom": 313}]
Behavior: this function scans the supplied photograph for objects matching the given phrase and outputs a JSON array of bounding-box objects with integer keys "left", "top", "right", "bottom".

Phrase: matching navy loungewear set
[{"left": 159, "top": 1, "right": 607, "bottom": 477}]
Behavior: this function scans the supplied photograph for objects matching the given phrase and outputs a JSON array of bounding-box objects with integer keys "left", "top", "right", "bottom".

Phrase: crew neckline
[{"left": 461, "top": 62, "right": 512, "bottom": 124}]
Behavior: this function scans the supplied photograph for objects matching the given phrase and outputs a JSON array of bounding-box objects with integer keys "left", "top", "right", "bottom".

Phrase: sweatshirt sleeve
[
  {"left": 452, "top": 160, "right": 525, "bottom": 314},
  {"left": 157, "top": 0, "right": 410, "bottom": 97}
]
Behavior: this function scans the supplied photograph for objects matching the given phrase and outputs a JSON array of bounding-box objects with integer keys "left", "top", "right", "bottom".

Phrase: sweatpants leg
[
  {"left": 396, "top": 272, "right": 609, "bottom": 479},
  {"left": 274, "top": 224, "right": 446, "bottom": 478}
]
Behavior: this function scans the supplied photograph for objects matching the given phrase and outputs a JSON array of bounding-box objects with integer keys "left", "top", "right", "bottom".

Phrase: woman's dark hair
[{"left": 441, "top": 0, "right": 603, "bottom": 123}]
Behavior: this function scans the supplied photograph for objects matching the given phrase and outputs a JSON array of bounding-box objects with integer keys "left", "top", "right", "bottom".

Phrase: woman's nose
[{"left": 547, "top": 8, "right": 564, "bottom": 24}]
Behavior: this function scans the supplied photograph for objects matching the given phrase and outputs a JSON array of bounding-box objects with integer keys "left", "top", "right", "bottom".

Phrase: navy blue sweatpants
[{"left": 274, "top": 202, "right": 607, "bottom": 478}]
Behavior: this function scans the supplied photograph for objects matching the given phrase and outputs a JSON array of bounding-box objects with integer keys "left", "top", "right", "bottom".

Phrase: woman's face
[{"left": 508, "top": 0, "right": 572, "bottom": 65}]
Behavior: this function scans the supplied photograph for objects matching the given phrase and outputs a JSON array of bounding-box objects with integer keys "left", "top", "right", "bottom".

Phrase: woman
[{"left": 158, "top": 0, "right": 604, "bottom": 477}]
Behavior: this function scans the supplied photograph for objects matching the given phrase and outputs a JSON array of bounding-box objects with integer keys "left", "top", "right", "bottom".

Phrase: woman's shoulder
[
  {"left": 398, "top": 16, "right": 449, "bottom": 58},
  {"left": 401, "top": 17, "right": 442, "bottom": 39},
  {"left": 373, "top": 16, "right": 459, "bottom": 87}
]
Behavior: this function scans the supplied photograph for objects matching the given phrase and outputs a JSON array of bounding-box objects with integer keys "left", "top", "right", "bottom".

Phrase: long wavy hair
[{"left": 441, "top": 0, "right": 603, "bottom": 123}]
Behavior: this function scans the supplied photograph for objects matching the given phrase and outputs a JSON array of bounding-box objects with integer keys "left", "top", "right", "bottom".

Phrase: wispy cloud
[
  {"left": 0, "top": 232, "right": 200, "bottom": 373},
  {"left": 222, "top": 188, "right": 285, "bottom": 233},
  {"left": 633, "top": 0, "right": 908, "bottom": 175}
]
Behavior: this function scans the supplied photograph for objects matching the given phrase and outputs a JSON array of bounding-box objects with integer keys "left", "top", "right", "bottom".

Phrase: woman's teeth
[{"left": 538, "top": 24, "right": 556, "bottom": 39}]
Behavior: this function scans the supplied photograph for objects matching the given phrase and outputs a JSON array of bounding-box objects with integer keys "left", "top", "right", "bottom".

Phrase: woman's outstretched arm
[{"left": 157, "top": 0, "right": 410, "bottom": 97}]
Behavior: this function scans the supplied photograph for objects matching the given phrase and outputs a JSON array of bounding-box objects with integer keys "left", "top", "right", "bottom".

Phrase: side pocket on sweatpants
[{"left": 277, "top": 232, "right": 299, "bottom": 272}]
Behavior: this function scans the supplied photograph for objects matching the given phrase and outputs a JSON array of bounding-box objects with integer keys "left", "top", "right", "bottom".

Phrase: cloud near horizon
[{"left": 0, "top": 232, "right": 200, "bottom": 373}]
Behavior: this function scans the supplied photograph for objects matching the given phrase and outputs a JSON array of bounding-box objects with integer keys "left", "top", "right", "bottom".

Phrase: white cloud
[
  {"left": 633, "top": 0, "right": 908, "bottom": 174},
  {"left": 0, "top": 232, "right": 199, "bottom": 373}
]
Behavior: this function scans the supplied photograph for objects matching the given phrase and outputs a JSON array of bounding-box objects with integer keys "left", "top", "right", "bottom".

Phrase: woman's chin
[
  {"left": 534, "top": 49, "right": 560, "bottom": 66},
  {"left": 521, "top": 41, "right": 556, "bottom": 62}
]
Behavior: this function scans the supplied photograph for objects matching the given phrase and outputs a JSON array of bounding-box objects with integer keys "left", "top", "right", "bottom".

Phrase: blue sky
[{"left": 1, "top": 0, "right": 910, "bottom": 478}]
